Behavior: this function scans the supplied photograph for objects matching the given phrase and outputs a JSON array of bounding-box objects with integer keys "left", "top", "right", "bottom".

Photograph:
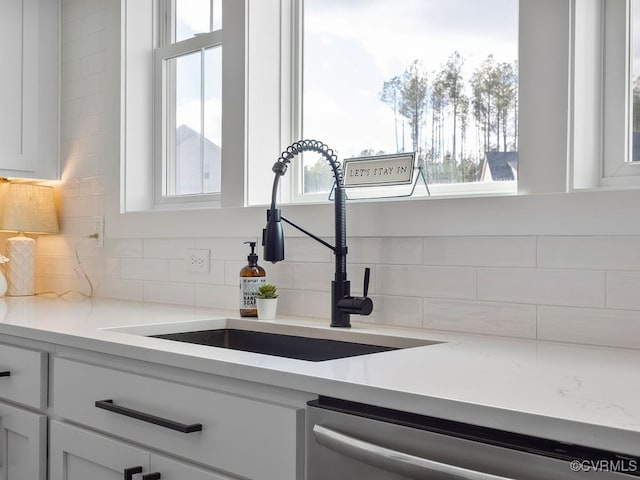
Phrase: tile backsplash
[
  {"left": 32, "top": 225, "right": 640, "bottom": 350},
  {"left": 37, "top": 0, "right": 640, "bottom": 351}
]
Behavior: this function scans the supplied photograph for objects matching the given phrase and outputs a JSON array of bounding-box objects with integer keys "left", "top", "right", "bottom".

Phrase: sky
[
  {"left": 174, "top": 1, "right": 223, "bottom": 148},
  {"left": 302, "top": 0, "right": 518, "bottom": 160}
]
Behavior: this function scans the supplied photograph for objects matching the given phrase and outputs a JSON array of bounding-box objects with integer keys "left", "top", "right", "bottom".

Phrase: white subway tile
[
  {"left": 293, "top": 263, "right": 334, "bottom": 292},
  {"left": 538, "top": 306, "right": 640, "bottom": 349},
  {"left": 58, "top": 216, "right": 100, "bottom": 239},
  {"left": 348, "top": 237, "right": 422, "bottom": 265},
  {"left": 62, "top": 153, "right": 101, "bottom": 181},
  {"left": 35, "top": 275, "right": 88, "bottom": 296},
  {"left": 224, "top": 260, "right": 247, "bottom": 286},
  {"left": 144, "top": 239, "right": 195, "bottom": 259},
  {"left": 195, "top": 237, "right": 259, "bottom": 261},
  {"left": 95, "top": 279, "right": 143, "bottom": 301},
  {"left": 90, "top": 256, "right": 120, "bottom": 278},
  {"left": 262, "top": 262, "right": 295, "bottom": 289},
  {"left": 423, "top": 236, "right": 536, "bottom": 267},
  {"left": 60, "top": 195, "right": 102, "bottom": 218},
  {"left": 281, "top": 237, "right": 333, "bottom": 263},
  {"left": 362, "top": 296, "right": 423, "bottom": 329},
  {"left": 538, "top": 236, "right": 640, "bottom": 270},
  {"left": 376, "top": 265, "right": 476, "bottom": 299},
  {"left": 61, "top": 175, "right": 106, "bottom": 198},
  {"left": 36, "top": 256, "right": 75, "bottom": 276},
  {"left": 478, "top": 268, "right": 605, "bottom": 307},
  {"left": 423, "top": 299, "right": 537, "bottom": 339},
  {"left": 277, "top": 289, "right": 331, "bottom": 319},
  {"left": 121, "top": 258, "right": 168, "bottom": 281},
  {"left": 35, "top": 236, "right": 73, "bottom": 257},
  {"left": 606, "top": 271, "right": 640, "bottom": 310},
  {"left": 143, "top": 282, "right": 194, "bottom": 306},
  {"left": 103, "top": 239, "right": 143, "bottom": 258},
  {"left": 195, "top": 284, "right": 239, "bottom": 310}
]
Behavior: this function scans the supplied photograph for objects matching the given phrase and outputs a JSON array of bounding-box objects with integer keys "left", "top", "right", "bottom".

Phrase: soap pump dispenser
[{"left": 239, "top": 241, "right": 266, "bottom": 317}]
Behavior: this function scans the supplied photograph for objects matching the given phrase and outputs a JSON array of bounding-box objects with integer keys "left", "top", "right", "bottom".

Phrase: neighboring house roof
[
  {"left": 176, "top": 124, "right": 221, "bottom": 153},
  {"left": 175, "top": 124, "right": 221, "bottom": 193},
  {"left": 481, "top": 151, "right": 518, "bottom": 181}
]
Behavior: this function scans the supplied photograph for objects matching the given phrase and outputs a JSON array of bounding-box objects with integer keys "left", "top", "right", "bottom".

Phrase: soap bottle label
[{"left": 240, "top": 277, "right": 266, "bottom": 309}]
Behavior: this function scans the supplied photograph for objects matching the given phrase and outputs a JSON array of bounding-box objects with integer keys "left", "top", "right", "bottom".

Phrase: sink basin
[
  {"left": 105, "top": 318, "right": 440, "bottom": 362},
  {"left": 150, "top": 329, "right": 398, "bottom": 361}
]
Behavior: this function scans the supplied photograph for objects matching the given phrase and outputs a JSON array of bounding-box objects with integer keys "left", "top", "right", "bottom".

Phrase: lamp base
[{"left": 6, "top": 235, "right": 35, "bottom": 296}]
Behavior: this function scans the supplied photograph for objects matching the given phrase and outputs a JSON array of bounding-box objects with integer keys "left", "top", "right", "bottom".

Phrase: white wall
[{"left": 38, "top": 0, "right": 640, "bottom": 351}]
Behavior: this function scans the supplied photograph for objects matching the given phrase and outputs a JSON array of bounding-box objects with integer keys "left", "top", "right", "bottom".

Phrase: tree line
[
  {"left": 303, "top": 51, "right": 519, "bottom": 192},
  {"left": 379, "top": 52, "right": 518, "bottom": 183}
]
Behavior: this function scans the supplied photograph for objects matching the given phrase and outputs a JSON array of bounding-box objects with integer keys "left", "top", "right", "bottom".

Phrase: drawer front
[
  {"left": 53, "top": 357, "right": 303, "bottom": 480},
  {"left": 0, "top": 343, "right": 47, "bottom": 409}
]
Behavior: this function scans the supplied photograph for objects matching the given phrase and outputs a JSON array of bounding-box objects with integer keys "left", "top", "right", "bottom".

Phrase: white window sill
[{"left": 106, "top": 186, "right": 640, "bottom": 240}]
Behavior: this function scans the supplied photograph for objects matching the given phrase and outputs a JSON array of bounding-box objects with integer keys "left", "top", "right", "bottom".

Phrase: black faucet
[{"left": 262, "top": 139, "right": 373, "bottom": 328}]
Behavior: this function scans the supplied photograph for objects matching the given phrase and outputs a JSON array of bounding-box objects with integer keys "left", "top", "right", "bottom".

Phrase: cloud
[{"left": 302, "top": 0, "right": 518, "bottom": 158}]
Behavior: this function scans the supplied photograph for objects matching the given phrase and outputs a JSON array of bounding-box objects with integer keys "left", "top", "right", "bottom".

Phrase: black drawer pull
[
  {"left": 124, "top": 466, "right": 143, "bottom": 480},
  {"left": 142, "top": 473, "right": 161, "bottom": 480},
  {"left": 95, "top": 399, "right": 202, "bottom": 433},
  {"left": 0, "top": 371, "right": 10, "bottom": 377}
]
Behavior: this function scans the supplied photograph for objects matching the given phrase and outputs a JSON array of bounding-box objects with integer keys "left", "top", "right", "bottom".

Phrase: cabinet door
[
  {"left": 50, "top": 421, "right": 149, "bottom": 480},
  {"left": 150, "top": 454, "right": 237, "bottom": 480},
  {"left": 0, "top": 401, "right": 46, "bottom": 480},
  {"left": 0, "top": 0, "right": 59, "bottom": 179}
]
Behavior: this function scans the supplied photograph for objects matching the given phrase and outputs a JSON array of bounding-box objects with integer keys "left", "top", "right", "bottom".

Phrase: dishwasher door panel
[{"left": 307, "top": 404, "right": 627, "bottom": 480}]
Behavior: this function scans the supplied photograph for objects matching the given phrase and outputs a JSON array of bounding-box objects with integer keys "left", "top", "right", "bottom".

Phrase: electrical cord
[{"left": 35, "top": 239, "right": 94, "bottom": 300}]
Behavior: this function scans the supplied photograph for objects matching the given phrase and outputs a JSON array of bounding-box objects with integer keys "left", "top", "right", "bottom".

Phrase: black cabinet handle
[
  {"left": 95, "top": 399, "right": 203, "bottom": 433},
  {"left": 0, "top": 371, "right": 10, "bottom": 377},
  {"left": 142, "top": 474, "right": 161, "bottom": 480},
  {"left": 124, "top": 466, "right": 143, "bottom": 480}
]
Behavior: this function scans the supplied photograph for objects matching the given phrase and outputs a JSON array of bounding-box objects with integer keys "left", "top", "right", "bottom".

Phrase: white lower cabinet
[
  {"left": 51, "top": 421, "right": 234, "bottom": 480},
  {"left": 52, "top": 356, "right": 307, "bottom": 479},
  {"left": 0, "top": 401, "right": 46, "bottom": 480}
]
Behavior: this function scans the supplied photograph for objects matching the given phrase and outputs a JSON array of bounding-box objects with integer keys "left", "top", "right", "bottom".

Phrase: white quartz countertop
[{"left": 1, "top": 296, "right": 638, "bottom": 456}]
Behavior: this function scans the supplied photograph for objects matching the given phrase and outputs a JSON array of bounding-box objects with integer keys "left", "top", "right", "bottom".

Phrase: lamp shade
[{"left": 0, "top": 183, "right": 59, "bottom": 234}]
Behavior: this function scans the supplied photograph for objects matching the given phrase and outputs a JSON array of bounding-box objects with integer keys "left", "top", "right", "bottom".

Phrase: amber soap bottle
[{"left": 239, "top": 241, "right": 266, "bottom": 317}]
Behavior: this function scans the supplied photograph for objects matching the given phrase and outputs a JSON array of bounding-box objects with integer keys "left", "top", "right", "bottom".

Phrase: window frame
[
  {"left": 288, "top": 0, "right": 520, "bottom": 203},
  {"left": 111, "top": 0, "right": 640, "bottom": 241},
  {"left": 153, "top": 29, "right": 223, "bottom": 206},
  {"left": 572, "top": 0, "right": 640, "bottom": 189},
  {"left": 601, "top": 0, "right": 640, "bottom": 184},
  {"left": 118, "top": 0, "right": 245, "bottom": 216}
]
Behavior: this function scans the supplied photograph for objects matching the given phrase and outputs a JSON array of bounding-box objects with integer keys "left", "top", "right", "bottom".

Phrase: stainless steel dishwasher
[{"left": 307, "top": 397, "right": 639, "bottom": 479}]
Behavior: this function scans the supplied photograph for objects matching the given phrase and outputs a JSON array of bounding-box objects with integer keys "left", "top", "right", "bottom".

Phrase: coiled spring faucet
[{"left": 262, "top": 139, "right": 373, "bottom": 328}]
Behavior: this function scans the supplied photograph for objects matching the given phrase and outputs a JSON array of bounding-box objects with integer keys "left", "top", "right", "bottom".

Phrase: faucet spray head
[{"left": 263, "top": 208, "right": 284, "bottom": 263}]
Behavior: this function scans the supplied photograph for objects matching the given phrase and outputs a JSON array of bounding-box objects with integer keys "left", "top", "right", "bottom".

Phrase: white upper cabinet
[{"left": 0, "top": 0, "right": 59, "bottom": 179}]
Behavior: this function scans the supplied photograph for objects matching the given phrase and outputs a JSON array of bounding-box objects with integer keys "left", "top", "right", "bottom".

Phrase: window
[
  {"left": 580, "top": 0, "right": 640, "bottom": 188},
  {"left": 297, "top": 0, "right": 519, "bottom": 199},
  {"left": 154, "top": 0, "right": 223, "bottom": 202},
  {"left": 631, "top": 0, "right": 640, "bottom": 160},
  {"left": 120, "top": 0, "right": 245, "bottom": 213}
]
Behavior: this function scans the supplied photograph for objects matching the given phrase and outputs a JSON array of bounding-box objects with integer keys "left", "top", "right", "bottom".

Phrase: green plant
[{"left": 256, "top": 283, "right": 278, "bottom": 299}]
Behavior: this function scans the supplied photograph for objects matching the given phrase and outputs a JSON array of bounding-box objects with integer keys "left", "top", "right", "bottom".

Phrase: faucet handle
[
  {"left": 363, "top": 267, "right": 370, "bottom": 297},
  {"left": 335, "top": 268, "right": 374, "bottom": 317}
]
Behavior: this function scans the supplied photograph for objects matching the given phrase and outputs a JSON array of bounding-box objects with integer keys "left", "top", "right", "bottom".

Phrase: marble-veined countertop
[{"left": 0, "top": 295, "right": 638, "bottom": 456}]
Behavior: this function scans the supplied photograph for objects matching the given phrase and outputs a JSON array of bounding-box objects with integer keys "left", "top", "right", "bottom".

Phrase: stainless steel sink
[{"left": 105, "top": 318, "right": 441, "bottom": 362}]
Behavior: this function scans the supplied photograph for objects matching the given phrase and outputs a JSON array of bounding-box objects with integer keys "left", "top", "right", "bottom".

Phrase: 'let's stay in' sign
[{"left": 343, "top": 153, "right": 415, "bottom": 187}]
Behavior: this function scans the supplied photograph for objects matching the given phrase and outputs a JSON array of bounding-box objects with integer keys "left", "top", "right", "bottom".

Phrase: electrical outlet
[
  {"left": 187, "top": 249, "right": 210, "bottom": 273},
  {"left": 93, "top": 216, "right": 104, "bottom": 248}
]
